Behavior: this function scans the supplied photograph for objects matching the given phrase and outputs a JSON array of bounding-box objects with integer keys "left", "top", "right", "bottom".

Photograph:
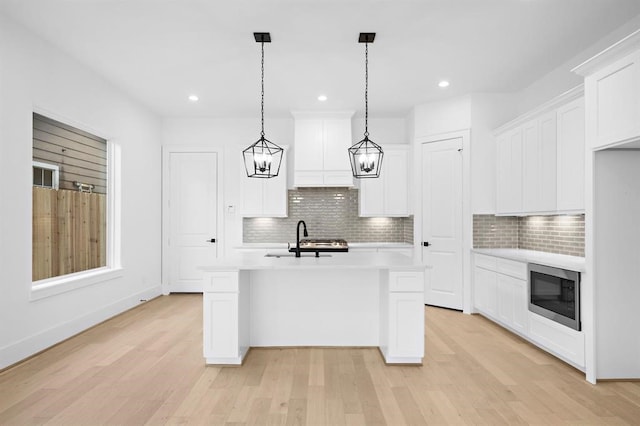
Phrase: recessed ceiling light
[
  {"left": 188, "top": 94, "right": 199, "bottom": 102},
  {"left": 438, "top": 80, "right": 450, "bottom": 88},
  {"left": 317, "top": 95, "right": 328, "bottom": 102}
]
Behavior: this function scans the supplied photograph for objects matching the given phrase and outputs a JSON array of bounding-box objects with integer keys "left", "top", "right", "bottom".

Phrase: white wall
[
  {"left": 352, "top": 117, "right": 407, "bottom": 145},
  {"left": 0, "top": 14, "right": 162, "bottom": 369},
  {"left": 594, "top": 150, "right": 640, "bottom": 379},
  {"left": 518, "top": 15, "right": 640, "bottom": 115},
  {"left": 412, "top": 95, "right": 471, "bottom": 139}
]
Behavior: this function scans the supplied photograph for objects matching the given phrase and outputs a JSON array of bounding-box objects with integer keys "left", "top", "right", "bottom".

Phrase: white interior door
[
  {"left": 167, "top": 151, "right": 218, "bottom": 293},
  {"left": 421, "top": 138, "right": 463, "bottom": 310}
]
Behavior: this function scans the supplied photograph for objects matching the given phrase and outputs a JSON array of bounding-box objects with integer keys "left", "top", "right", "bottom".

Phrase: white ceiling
[{"left": 2, "top": 0, "right": 640, "bottom": 118}]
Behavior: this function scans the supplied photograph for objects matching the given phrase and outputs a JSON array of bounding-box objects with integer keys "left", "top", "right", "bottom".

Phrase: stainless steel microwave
[{"left": 528, "top": 263, "right": 581, "bottom": 331}]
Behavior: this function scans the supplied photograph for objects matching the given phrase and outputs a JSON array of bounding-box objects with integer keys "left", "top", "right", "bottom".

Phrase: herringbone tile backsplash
[
  {"left": 243, "top": 188, "right": 413, "bottom": 243},
  {"left": 473, "top": 214, "right": 585, "bottom": 257}
]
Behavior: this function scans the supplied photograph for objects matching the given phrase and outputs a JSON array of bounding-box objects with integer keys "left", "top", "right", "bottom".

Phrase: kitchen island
[{"left": 201, "top": 251, "right": 426, "bottom": 365}]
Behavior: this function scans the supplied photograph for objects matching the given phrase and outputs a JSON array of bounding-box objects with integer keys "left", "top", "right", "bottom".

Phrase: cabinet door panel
[
  {"left": 323, "top": 119, "right": 352, "bottom": 170},
  {"left": 522, "top": 120, "right": 540, "bottom": 212},
  {"left": 240, "top": 171, "right": 264, "bottom": 216},
  {"left": 384, "top": 149, "right": 409, "bottom": 216},
  {"left": 262, "top": 174, "right": 288, "bottom": 216},
  {"left": 359, "top": 146, "right": 408, "bottom": 217},
  {"left": 474, "top": 266, "right": 497, "bottom": 318},
  {"left": 557, "top": 98, "right": 585, "bottom": 211},
  {"left": 388, "top": 292, "right": 424, "bottom": 357},
  {"left": 497, "top": 274, "right": 514, "bottom": 327},
  {"left": 512, "top": 278, "right": 528, "bottom": 334},
  {"left": 593, "top": 52, "right": 640, "bottom": 148},
  {"left": 204, "top": 292, "right": 239, "bottom": 359},
  {"left": 294, "top": 119, "right": 324, "bottom": 170},
  {"left": 359, "top": 177, "right": 384, "bottom": 216},
  {"left": 497, "top": 128, "right": 523, "bottom": 214},
  {"left": 241, "top": 149, "right": 288, "bottom": 217},
  {"left": 539, "top": 112, "right": 557, "bottom": 212},
  {"left": 496, "top": 135, "right": 509, "bottom": 214}
]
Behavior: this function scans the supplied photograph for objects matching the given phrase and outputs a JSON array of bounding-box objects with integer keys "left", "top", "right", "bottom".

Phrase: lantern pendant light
[
  {"left": 243, "top": 32, "right": 284, "bottom": 178},
  {"left": 349, "top": 32, "right": 383, "bottom": 179}
]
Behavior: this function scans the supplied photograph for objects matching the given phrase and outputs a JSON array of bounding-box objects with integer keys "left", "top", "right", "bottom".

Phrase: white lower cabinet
[
  {"left": 528, "top": 311, "right": 585, "bottom": 368},
  {"left": 472, "top": 252, "right": 585, "bottom": 369},
  {"left": 497, "top": 273, "right": 528, "bottom": 335},
  {"left": 381, "top": 271, "right": 424, "bottom": 363},
  {"left": 473, "top": 264, "right": 497, "bottom": 318},
  {"left": 474, "top": 254, "right": 527, "bottom": 336},
  {"left": 203, "top": 271, "right": 250, "bottom": 364},
  {"left": 203, "top": 267, "right": 424, "bottom": 365},
  {"left": 388, "top": 292, "right": 423, "bottom": 357}
]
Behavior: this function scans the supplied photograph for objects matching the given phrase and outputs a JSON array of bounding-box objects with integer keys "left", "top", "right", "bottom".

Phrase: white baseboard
[{"left": 0, "top": 284, "right": 162, "bottom": 370}]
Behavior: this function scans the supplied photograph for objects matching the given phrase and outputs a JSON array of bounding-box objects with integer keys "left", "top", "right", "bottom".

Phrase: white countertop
[
  {"left": 472, "top": 248, "right": 586, "bottom": 272},
  {"left": 235, "top": 242, "right": 414, "bottom": 250},
  {"left": 202, "top": 251, "right": 426, "bottom": 272}
]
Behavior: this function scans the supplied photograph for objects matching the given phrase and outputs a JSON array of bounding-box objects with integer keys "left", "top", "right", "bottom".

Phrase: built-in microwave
[{"left": 528, "top": 263, "right": 580, "bottom": 331}]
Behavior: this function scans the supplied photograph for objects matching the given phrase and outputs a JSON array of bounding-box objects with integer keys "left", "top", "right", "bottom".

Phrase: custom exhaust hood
[{"left": 292, "top": 111, "right": 355, "bottom": 187}]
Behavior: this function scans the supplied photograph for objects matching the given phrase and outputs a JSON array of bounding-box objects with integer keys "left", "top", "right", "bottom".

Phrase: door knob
[{"left": 423, "top": 241, "right": 430, "bottom": 247}]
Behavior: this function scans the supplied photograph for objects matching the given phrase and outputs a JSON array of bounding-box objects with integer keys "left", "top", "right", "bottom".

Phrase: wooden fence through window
[{"left": 32, "top": 187, "right": 106, "bottom": 281}]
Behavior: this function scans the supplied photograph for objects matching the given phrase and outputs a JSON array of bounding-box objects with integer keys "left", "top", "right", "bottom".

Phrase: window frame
[
  {"left": 32, "top": 161, "right": 60, "bottom": 189},
  {"left": 30, "top": 112, "right": 122, "bottom": 300}
]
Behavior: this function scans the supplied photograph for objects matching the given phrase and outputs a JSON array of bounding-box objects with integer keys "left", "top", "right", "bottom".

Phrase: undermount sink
[{"left": 265, "top": 253, "right": 332, "bottom": 258}]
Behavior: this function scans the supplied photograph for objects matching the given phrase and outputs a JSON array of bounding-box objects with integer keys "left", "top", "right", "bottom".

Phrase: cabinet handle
[
  {"left": 207, "top": 238, "right": 216, "bottom": 243},
  {"left": 423, "top": 241, "right": 430, "bottom": 247}
]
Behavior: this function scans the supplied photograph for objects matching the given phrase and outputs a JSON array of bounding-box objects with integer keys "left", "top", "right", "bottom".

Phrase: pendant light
[
  {"left": 243, "top": 32, "right": 284, "bottom": 178},
  {"left": 349, "top": 32, "right": 383, "bottom": 179}
]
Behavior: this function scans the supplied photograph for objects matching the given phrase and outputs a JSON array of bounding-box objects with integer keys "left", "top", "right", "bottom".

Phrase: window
[
  {"left": 32, "top": 113, "right": 108, "bottom": 282},
  {"left": 33, "top": 161, "right": 59, "bottom": 189}
]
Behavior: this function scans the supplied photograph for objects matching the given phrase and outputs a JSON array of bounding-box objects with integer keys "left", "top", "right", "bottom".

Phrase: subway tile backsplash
[
  {"left": 243, "top": 187, "right": 413, "bottom": 244},
  {"left": 473, "top": 215, "right": 519, "bottom": 249},
  {"left": 473, "top": 214, "right": 585, "bottom": 257}
]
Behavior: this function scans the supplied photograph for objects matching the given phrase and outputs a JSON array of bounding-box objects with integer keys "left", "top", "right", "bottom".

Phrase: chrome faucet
[{"left": 295, "top": 220, "right": 308, "bottom": 258}]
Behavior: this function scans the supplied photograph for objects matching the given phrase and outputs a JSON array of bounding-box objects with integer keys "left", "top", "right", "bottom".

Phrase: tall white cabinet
[
  {"left": 495, "top": 87, "right": 585, "bottom": 215},
  {"left": 573, "top": 29, "right": 640, "bottom": 381}
]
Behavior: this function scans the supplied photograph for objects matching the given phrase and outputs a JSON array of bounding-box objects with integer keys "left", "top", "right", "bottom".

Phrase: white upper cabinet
[
  {"left": 359, "top": 145, "right": 409, "bottom": 217},
  {"left": 496, "top": 127, "right": 523, "bottom": 214},
  {"left": 495, "top": 87, "right": 585, "bottom": 215},
  {"left": 587, "top": 51, "right": 640, "bottom": 149},
  {"left": 239, "top": 148, "right": 288, "bottom": 217},
  {"left": 292, "top": 111, "right": 354, "bottom": 187},
  {"left": 556, "top": 98, "right": 585, "bottom": 212},
  {"left": 522, "top": 112, "right": 557, "bottom": 213}
]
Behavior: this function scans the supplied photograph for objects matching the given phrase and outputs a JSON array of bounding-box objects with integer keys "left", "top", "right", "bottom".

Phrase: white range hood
[{"left": 292, "top": 111, "right": 354, "bottom": 187}]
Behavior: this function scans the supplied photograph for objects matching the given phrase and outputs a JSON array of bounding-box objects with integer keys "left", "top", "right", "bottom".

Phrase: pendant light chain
[
  {"left": 364, "top": 42, "right": 369, "bottom": 138},
  {"left": 348, "top": 33, "right": 382, "bottom": 179},
  {"left": 260, "top": 41, "right": 265, "bottom": 137},
  {"left": 243, "top": 32, "right": 283, "bottom": 179}
]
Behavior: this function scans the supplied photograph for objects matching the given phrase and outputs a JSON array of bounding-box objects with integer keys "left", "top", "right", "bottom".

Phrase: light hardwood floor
[{"left": 1, "top": 294, "right": 639, "bottom": 425}]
